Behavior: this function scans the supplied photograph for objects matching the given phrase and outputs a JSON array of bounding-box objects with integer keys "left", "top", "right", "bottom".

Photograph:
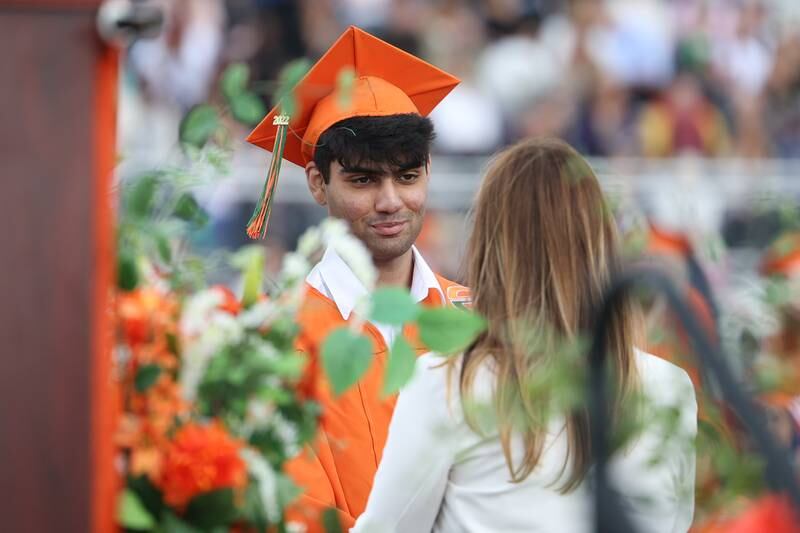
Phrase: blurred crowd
[
  {"left": 125, "top": 0, "right": 800, "bottom": 159},
  {"left": 117, "top": 0, "right": 800, "bottom": 283}
]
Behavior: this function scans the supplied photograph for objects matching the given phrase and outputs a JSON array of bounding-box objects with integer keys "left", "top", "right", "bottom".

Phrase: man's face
[{"left": 308, "top": 160, "right": 428, "bottom": 263}]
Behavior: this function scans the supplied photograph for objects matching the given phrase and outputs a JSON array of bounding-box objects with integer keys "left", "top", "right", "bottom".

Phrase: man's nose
[{"left": 375, "top": 179, "right": 403, "bottom": 214}]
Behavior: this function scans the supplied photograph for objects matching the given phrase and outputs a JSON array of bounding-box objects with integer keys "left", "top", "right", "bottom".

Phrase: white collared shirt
[
  {"left": 306, "top": 245, "right": 444, "bottom": 347},
  {"left": 353, "top": 350, "right": 697, "bottom": 533}
]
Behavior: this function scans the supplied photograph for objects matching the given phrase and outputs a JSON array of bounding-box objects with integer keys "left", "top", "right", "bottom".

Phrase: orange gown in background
[{"left": 287, "top": 276, "right": 469, "bottom": 532}]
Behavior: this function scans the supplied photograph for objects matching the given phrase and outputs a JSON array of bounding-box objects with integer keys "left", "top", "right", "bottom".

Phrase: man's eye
[
  {"left": 351, "top": 176, "right": 372, "bottom": 185},
  {"left": 398, "top": 173, "right": 418, "bottom": 182}
]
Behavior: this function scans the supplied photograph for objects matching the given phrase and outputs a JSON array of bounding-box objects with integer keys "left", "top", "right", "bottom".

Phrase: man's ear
[{"left": 305, "top": 161, "right": 327, "bottom": 206}]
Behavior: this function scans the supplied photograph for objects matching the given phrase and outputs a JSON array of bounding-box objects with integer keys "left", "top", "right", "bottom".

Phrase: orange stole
[{"left": 286, "top": 275, "right": 467, "bottom": 531}]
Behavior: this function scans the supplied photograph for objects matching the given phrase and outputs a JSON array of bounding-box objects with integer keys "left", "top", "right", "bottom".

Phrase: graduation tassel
[{"left": 247, "top": 114, "right": 290, "bottom": 239}]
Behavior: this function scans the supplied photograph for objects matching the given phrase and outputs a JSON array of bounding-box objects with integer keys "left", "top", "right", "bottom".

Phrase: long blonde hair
[{"left": 461, "top": 137, "right": 638, "bottom": 491}]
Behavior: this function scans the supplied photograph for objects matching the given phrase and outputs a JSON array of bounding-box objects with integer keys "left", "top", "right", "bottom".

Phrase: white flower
[
  {"left": 328, "top": 232, "right": 376, "bottom": 290},
  {"left": 238, "top": 299, "right": 278, "bottom": 329},
  {"left": 252, "top": 340, "right": 280, "bottom": 362},
  {"left": 247, "top": 399, "right": 276, "bottom": 426},
  {"left": 283, "top": 282, "right": 308, "bottom": 312},
  {"left": 296, "top": 226, "right": 322, "bottom": 258},
  {"left": 353, "top": 294, "right": 372, "bottom": 322},
  {"left": 719, "top": 275, "right": 780, "bottom": 377},
  {"left": 286, "top": 522, "right": 307, "bottom": 533},
  {"left": 280, "top": 252, "right": 312, "bottom": 284},
  {"left": 271, "top": 412, "right": 300, "bottom": 457},
  {"left": 138, "top": 257, "right": 171, "bottom": 293},
  {"left": 293, "top": 217, "right": 378, "bottom": 290},
  {"left": 721, "top": 276, "right": 780, "bottom": 340},
  {"left": 320, "top": 217, "right": 348, "bottom": 241},
  {"left": 180, "top": 289, "right": 225, "bottom": 337},
  {"left": 241, "top": 448, "right": 279, "bottom": 520},
  {"left": 242, "top": 398, "right": 277, "bottom": 437},
  {"left": 179, "top": 290, "right": 244, "bottom": 401}
]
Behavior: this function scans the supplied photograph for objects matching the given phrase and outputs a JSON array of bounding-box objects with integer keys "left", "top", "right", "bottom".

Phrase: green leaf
[
  {"left": 117, "top": 489, "right": 156, "bottom": 530},
  {"left": 274, "top": 58, "right": 312, "bottom": 117},
  {"left": 239, "top": 481, "right": 268, "bottom": 529},
  {"left": 127, "top": 173, "right": 158, "bottom": 217},
  {"left": 155, "top": 232, "right": 172, "bottom": 263},
  {"left": 231, "top": 245, "right": 265, "bottom": 307},
  {"left": 321, "top": 328, "right": 373, "bottom": 396},
  {"left": 272, "top": 352, "right": 306, "bottom": 380},
  {"left": 336, "top": 67, "right": 357, "bottom": 109},
  {"left": 322, "top": 507, "right": 343, "bottom": 533},
  {"left": 134, "top": 364, "right": 162, "bottom": 392},
  {"left": 230, "top": 91, "right": 266, "bottom": 126},
  {"left": 173, "top": 193, "right": 209, "bottom": 227},
  {"left": 382, "top": 336, "right": 416, "bottom": 397},
  {"left": 220, "top": 62, "right": 249, "bottom": 101},
  {"left": 418, "top": 307, "right": 486, "bottom": 354},
  {"left": 166, "top": 332, "right": 179, "bottom": 355},
  {"left": 369, "top": 287, "right": 420, "bottom": 325},
  {"left": 179, "top": 104, "right": 220, "bottom": 147},
  {"left": 118, "top": 249, "right": 139, "bottom": 291},
  {"left": 276, "top": 472, "right": 303, "bottom": 509},
  {"left": 160, "top": 511, "right": 203, "bottom": 533},
  {"left": 126, "top": 475, "right": 164, "bottom": 521},
  {"left": 184, "top": 488, "right": 238, "bottom": 530}
]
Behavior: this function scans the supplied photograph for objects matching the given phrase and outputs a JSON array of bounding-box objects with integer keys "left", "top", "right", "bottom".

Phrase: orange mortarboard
[
  {"left": 647, "top": 222, "right": 693, "bottom": 257},
  {"left": 244, "top": 25, "right": 460, "bottom": 239},
  {"left": 761, "top": 232, "right": 800, "bottom": 278}
]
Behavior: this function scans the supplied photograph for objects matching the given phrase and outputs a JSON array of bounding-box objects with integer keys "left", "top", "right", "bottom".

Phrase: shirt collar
[
  {"left": 409, "top": 245, "right": 445, "bottom": 305},
  {"left": 309, "top": 245, "right": 444, "bottom": 321}
]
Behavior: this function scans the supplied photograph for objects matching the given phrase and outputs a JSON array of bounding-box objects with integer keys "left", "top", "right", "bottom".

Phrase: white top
[
  {"left": 306, "top": 245, "right": 444, "bottom": 346},
  {"left": 352, "top": 350, "right": 697, "bottom": 533}
]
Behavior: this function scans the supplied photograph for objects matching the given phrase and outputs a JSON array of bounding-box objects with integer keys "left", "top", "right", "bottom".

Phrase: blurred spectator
[
  {"left": 129, "top": 0, "right": 226, "bottom": 111},
  {"left": 712, "top": 0, "right": 774, "bottom": 156},
  {"left": 566, "top": 72, "right": 637, "bottom": 157},
  {"left": 119, "top": 0, "right": 800, "bottom": 273},
  {"left": 475, "top": 0, "right": 564, "bottom": 140},
  {"left": 591, "top": 0, "right": 675, "bottom": 89},
  {"left": 636, "top": 69, "right": 731, "bottom": 157},
  {"left": 120, "top": 0, "right": 225, "bottom": 165},
  {"left": 424, "top": 1, "right": 504, "bottom": 154},
  {"left": 763, "top": 31, "right": 800, "bottom": 157},
  {"left": 712, "top": 0, "right": 774, "bottom": 99}
]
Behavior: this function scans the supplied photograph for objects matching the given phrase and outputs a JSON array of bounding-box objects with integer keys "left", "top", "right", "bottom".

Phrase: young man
[{"left": 246, "top": 27, "right": 469, "bottom": 531}]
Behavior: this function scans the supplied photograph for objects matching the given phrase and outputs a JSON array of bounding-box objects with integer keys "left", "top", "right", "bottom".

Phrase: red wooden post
[{"left": 0, "top": 2, "right": 118, "bottom": 532}]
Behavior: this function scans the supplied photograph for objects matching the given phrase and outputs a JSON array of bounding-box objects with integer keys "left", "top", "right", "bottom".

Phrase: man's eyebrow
[
  {"left": 340, "top": 162, "right": 424, "bottom": 175},
  {"left": 340, "top": 165, "right": 383, "bottom": 175},
  {"left": 395, "top": 162, "right": 424, "bottom": 172}
]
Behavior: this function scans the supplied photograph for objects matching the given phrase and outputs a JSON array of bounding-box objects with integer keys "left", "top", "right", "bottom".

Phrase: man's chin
[{"left": 363, "top": 234, "right": 415, "bottom": 263}]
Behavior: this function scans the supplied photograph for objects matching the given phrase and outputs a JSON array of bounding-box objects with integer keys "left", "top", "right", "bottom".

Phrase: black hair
[{"left": 312, "top": 114, "right": 435, "bottom": 183}]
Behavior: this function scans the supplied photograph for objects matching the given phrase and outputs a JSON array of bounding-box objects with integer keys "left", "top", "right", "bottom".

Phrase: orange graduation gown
[{"left": 286, "top": 275, "right": 468, "bottom": 531}]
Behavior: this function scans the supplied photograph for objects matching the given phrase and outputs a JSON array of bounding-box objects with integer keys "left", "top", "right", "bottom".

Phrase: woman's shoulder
[
  {"left": 403, "top": 353, "right": 461, "bottom": 408},
  {"left": 408, "top": 353, "right": 496, "bottom": 425},
  {"left": 633, "top": 348, "right": 697, "bottom": 408}
]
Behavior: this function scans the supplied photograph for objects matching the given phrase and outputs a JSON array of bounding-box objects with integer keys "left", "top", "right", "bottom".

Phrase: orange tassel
[{"left": 247, "top": 115, "right": 289, "bottom": 239}]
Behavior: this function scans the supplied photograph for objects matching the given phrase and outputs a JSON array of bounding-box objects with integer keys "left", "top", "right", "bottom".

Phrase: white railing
[{"left": 231, "top": 145, "right": 800, "bottom": 211}]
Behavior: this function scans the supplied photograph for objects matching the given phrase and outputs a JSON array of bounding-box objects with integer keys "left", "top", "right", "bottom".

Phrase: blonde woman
[{"left": 351, "top": 138, "right": 697, "bottom": 533}]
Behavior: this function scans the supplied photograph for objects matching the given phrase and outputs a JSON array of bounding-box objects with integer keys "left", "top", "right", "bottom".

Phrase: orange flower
[
  {"left": 695, "top": 496, "right": 800, "bottom": 533},
  {"left": 117, "top": 287, "right": 178, "bottom": 349},
  {"left": 211, "top": 285, "right": 242, "bottom": 315},
  {"left": 127, "top": 374, "right": 187, "bottom": 437},
  {"left": 158, "top": 422, "right": 247, "bottom": 508},
  {"left": 130, "top": 445, "right": 164, "bottom": 481}
]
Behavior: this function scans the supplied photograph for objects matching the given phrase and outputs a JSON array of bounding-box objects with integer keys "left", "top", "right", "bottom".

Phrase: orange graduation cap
[
  {"left": 761, "top": 232, "right": 800, "bottom": 278},
  {"left": 244, "top": 25, "right": 460, "bottom": 239}
]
